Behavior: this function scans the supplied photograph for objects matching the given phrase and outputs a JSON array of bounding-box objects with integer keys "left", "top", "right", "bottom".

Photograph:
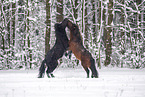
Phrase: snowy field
[{"left": 0, "top": 66, "right": 145, "bottom": 97}]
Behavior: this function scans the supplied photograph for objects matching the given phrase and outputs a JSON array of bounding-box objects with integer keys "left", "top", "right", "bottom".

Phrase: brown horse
[{"left": 66, "top": 19, "right": 99, "bottom": 78}]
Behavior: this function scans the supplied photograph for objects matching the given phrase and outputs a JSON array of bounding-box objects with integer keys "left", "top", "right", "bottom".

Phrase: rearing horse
[
  {"left": 38, "top": 19, "right": 69, "bottom": 78},
  {"left": 67, "top": 19, "right": 99, "bottom": 78}
]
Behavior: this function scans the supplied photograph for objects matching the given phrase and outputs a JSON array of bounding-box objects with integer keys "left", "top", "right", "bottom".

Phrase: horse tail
[
  {"left": 38, "top": 59, "right": 46, "bottom": 78},
  {"left": 90, "top": 58, "right": 99, "bottom": 78}
]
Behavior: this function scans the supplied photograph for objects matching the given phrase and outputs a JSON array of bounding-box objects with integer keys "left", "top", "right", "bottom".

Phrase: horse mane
[{"left": 75, "top": 25, "right": 83, "bottom": 44}]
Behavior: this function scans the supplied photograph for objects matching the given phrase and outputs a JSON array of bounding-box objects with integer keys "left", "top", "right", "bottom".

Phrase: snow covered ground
[{"left": 0, "top": 66, "right": 145, "bottom": 97}]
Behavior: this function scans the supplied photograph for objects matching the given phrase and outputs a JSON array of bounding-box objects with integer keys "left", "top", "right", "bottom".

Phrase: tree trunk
[
  {"left": 70, "top": 0, "right": 78, "bottom": 23},
  {"left": 98, "top": 0, "right": 103, "bottom": 68},
  {"left": 121, "top": 0, "right": 125, "bottom": 67},
  {"left": 12, "top": 2, "right": 16, "bottom": 57},
  {"left": 74, "top": 0, "right": 78, "bottom": 23},
  {"left": 26, "top": 0, "right": 33, "bottom": 69},
  {"left": 91, "top": 0, "right": 97, "bottom": 43},
  {"left": 103, "top": 0, "right": 113, "bottom": 66},
  {"left": 45, "top": 0, "right": 51, "bottom": 55},
  {"left": 84, "top": 0, "right": 89, "bottom": 49},
  {"left": 82, "top": 0, "right": 85, "bottom": 44},
  {"left": 6, "top": 2, "right": 10, "bottom": 68},
  {"left": 91, "top": 0, "right": 98, "bottom": 64},
  {"left": 0, "top": 0, "right": 5, "bottom": 69},
  {"left": 56, "top": 0, "right": 63, "bottom": 22}
]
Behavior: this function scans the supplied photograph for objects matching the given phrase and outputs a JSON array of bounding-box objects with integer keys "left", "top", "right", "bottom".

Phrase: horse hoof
[
  {"left": 51, "top": 74, "right": 55, "bottom": 78},
  {"left": 38, "top": 74, "right": 44, "bottom": 78},
  {"left": 47, "top": 75, "right": 51, "bottom": 78},
  {"left": 91, "top": 75, "right": 99, "bottom": 78},
  {"left": 38, "top": 76, "right": 43, "bottom": 78},
  {"left": 46, "top": 73, "right": 55, "bottom": 78},
  {"left": 46, "top": 73, "right": 51, "bottom": 78}
]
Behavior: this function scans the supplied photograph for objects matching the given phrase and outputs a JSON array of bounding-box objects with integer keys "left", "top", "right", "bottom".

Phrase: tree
[
  {"left": 11, "top": 1, "right": 16, "bottom": 61},
  {"left": 97, "top": 0, "right": 103, "bottom": 68},
  {"left": 26, "top": 0, "right": 32, "bottom": 68},
  {"left": 0, "top": 0, "right": 144, "bottom": 69},
  {"left": 73, "top": 0, "right": 78, "bottom": 23},
  {"left": 45, "top": 0, "right": 51, "bottom": 55},
  {"left": 84, "top": 0, "right": 89, "bottom": 49},
  {"left": 56, "top": 0, "right": 63, "bottom": 22},
  {"left": 0, "top": 0, "right": 5, "bottom": 69},
  {"left": 102, "top": 0, "right": 113, "bottom": 66},
  {"left": 91, "top": 0, "right": 97, "bottom": 44}
]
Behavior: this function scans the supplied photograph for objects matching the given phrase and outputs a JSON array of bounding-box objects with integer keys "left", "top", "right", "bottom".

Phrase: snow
[{"left": 0, "top": 67, "right": 145, "bottom": 97}]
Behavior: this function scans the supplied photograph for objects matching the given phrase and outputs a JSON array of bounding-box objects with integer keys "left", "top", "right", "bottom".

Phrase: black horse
[{"left": 38, "top": 19, "right": 69, "bottom": 78}]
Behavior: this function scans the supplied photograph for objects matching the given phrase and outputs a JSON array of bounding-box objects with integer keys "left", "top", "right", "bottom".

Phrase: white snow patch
[{"left": 0, "top": 67, "right": 145, "bottom": 97}]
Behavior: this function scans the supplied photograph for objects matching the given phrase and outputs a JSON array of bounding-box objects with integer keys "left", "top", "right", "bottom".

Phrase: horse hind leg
[
  {"left": 46, "top": 66, "right": 51, "bottom": 78},
  {"left": 38, "top": 60, "right": 46, "bottom": 78},
  {"left": 86, "top": 68, "right": 90, "bottom": 78},
  {"left": 90, "top": 66, "right": 98, "bottom": 78},
  {"left": 90, "top": 59, "right": 99, "bottom": 78},
  {"left": 46, "top": 67, "right": 51, "bottom": 78},
  {"left": 50, "top": 61, "right": 58, "bottom": 78},
  {"left": 82, "top": 63, "right": 90, "bottom": 78},
  {"left": 46, "top": 61, "right": 58, "bottom": 78},
  {"left": 83, "top": 67, "right": 89, "bottom": 78},
  {"left": 90, "top": 64, "right": 99, "bottom": 78}
]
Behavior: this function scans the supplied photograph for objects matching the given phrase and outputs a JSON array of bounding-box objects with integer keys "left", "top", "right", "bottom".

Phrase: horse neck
[
  {"left": 70, "top": 31, "right": 83, "bottom": 43},
  {"left": 55, "top": 35, "right": 68, "bottom": 49},
  {"left": 56, "top": 34, "right": 68, "bottom": 43},
  {"left": 55, "top": 36, "right": 61, "bottom": 43}
]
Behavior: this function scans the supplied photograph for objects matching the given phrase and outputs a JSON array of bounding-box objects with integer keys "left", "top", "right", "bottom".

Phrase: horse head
[{"left": 67, "top": 20, "right": 82, "bottom": 42}]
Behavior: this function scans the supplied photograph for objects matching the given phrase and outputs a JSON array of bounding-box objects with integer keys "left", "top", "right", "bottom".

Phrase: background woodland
[{"left": 0, "top": 0, "right": 145, "bottom": 69}]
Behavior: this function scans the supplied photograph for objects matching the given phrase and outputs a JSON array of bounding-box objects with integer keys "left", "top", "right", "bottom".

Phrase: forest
[{"left": 0, "top": 0, "right": 145, "bottom": 70}]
